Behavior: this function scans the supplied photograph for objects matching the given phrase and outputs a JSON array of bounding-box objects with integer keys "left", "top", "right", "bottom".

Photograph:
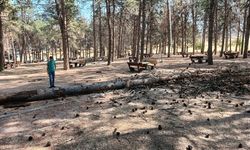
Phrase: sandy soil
[{"left": 0, "top": 55, "right": 249, "bottom": 150}]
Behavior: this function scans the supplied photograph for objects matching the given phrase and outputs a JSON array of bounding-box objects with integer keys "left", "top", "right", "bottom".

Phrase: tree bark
[
  {"left": 106, "top": 0, "right": 112, "bottom": 65},
  {"left": 0, "top": 13, "right": 4, "bottom": 71},
  {"left": 92, "top": 0, "right": 97, "bottom": 61},
  {"left": 192, "top": 0, "right": 196, "bottom": 55},
  {"left": 167, "top": 0, "right": 171, "bottom": 58},
  {"left": 139, "top": 0, "right": 146, "bottom": 62},
  {"left": 241, "top": 7, "right": 247, "bottom": 55},
  {"left": 220, "top": 0, "right": 228, "bottom": 57},
  {"left": 55, "top": 0, "right": 69, "bottom": 70},
  {"left": 243, "top": 4, "right": 250, "bottom": 58},
  {"left": 208, "top": 0, "right": 215, "bottom": 65},
  {"left": 201, "top": 11, "right": 208, "bottom": 54},
  {"left": 98, "top": 1, "right": 104, "bottom": 57}
]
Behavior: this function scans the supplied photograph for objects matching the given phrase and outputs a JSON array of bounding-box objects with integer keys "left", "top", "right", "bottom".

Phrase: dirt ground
[{"left": 0, "top": 55, "right": 250, "bottom": 150}]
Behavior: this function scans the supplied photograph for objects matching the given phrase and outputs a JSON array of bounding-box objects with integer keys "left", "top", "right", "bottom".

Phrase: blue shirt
[{"left": 47, "top": 60, "right": 56, "bottom": 73}]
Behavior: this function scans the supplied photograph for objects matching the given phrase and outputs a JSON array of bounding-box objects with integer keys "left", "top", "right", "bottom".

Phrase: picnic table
[
  {"left": 4, "top": 60, "right": 15, "bottom": 69},
  {"left": 69, "top": 59, "right": 86, "bottom": 68},
  {"left": 224, "top": 51, "right": 239, "bottom": 59},
  {"left": 190, "top": 55, "right": 208, "bottom": 64},
  {"left": 127, "top": 62, "right": 154, "bottom": 72}
]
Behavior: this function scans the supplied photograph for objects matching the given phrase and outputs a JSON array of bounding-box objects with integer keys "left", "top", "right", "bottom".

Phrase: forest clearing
[
  {"left": 0, "top": 56, "right": 250, "bottom": 150},
  {"left": 1, "top": 0, "right": 250, "bottom": 150}
]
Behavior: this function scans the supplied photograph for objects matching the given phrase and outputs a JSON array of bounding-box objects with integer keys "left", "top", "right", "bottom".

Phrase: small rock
[
  {"left": 158, "top": 125, "right": 162, "bottom": 130},
  {"left": 228, "top": 100, "right": 232, "bottom": 103},
  {"left": 86, "top": 107, "right": 89, "bottom": 110},
  {"left": 194, "top": 103, "right": 197, "bottom": 105},
  {"left": 238, "top": 143, "right": 243, "bottom": 148},
  {"left": 205, "top": 134, "right": 209, "bottom": 138},
  {"left": 183, "top": 103, "right": 187, "bottom": 107},
  {"left": 186, "top": 145, "right": 193, "bottom": 150},
  {"left": 142, "top": 110, "right": 147, "bottom": 114},
  {"left": 207, "top": 118, "right": 210, "bottom": 121},
  {"left": 151, "top": 102, "right": 156, "bottom": 105},
  {"left": 239, "top": 102, "right": 244, "bottom": 106},
  {"left": 221, "top": 99, "right": 224, "bottom": 102},
  {"left": 146, "top": 131, "right": 150, "bottom": 134},
  {"left": 61, "top": 126, "right": 65, "bottom": 130},
  {"left": 42, "top": 133, "right": 46, "bottom": 136},
  {"left": 182, "top": 100, "right": 185, "bottom": 102},
  {"left": 172, "top": 99, "right": 176, "bottom": 102},
  {"left": 113, "top": 116, "right": 116, "bottom": 119},
  {"left": 96, "top": 71, "right": 102, "bottom": 73},
  {"left": 75, "top": 114, "right": 80, "bottom": 118},
  {"left": 235, "top": 104, "right": 239, "bottom": 107},
  {"left": 44, "top": 141, "right": 51, "bottom": 147},
  {"left": 149, "top": 106, "right": 154, "bottom": 110},
  {"left": 246, "top": 110, "right": 250, "bottom": 113},
  {"left": 28, "top": 136, "right": 33, "bottom": 141},
  {"left": 32, "top": 114, "right": 37, "bottom": 119}
]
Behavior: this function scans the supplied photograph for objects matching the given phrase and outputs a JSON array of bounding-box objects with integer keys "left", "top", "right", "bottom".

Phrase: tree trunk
[
  {"left": 140, "top": 0, "right": 146, "bottom": 62},
  {"left": 92, "top": 0, "right": 97, "bottom": 61},
  {"left": 0, "top": 13, "right": 4, "bottom": 71},
  {"left": 201, "top": 11, "right": 208, "bottom": 54},
  {"left": 192, "top": 0, "right": 196, "bottom": 55},
  {"left": 106, "top": 0, "right": 112, "bottom": 65},
  {"left": 111, "top": 0, "right": 115, "bottom": 61},
  {"left": 181, "top": 12, "right": 184, "bottom": 53},
  {"left": 98, "top": 1, "right": 104, "bottom": 57},
  {"left": 220, "top": 0, "right": 228, "bottom": 57},
  {"left": 136, "top": 1, "right": 142, "bottom": 62},
  {"left": 241, "top": 6, "right": 247, "bottom": 55},
  {"left": 243, "top": 4, "right": 250, "bottom": 58},
  {"left": 132, "top": 16, "right": 137, "bottom": 58},
  {"left": 235, "top": 20, "right": 240, "bottom": 52},
  {"left": 55, "top": 0, "right": 69, "bottom": 70},
  {"left": 208, "top": 0, "right": 215, "bottom": 65},
  {"left": 167, "top": 0, "right": 171, "bottom": 57},
  {"left": 214, "top": 1, "right": 218, "bottom": 55}
]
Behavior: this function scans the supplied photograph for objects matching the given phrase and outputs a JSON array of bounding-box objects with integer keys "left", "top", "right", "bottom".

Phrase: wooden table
[
  {"left": 190, "top": 55, "right": 208, "bottom": 64},
  {"left": 4, "top": 61, "right": 15, "bottom": 69},
  {"left": 224, "top": 51, "right": 239, "bottom": 59},
  {"left": 127, "top": 62, "right": 154, "bottom": 72},
  {"left": 69, "top": 59, "right": 86, "bottom": 68}
]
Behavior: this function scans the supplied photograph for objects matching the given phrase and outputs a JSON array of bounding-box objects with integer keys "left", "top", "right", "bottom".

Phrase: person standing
[{"left": 47, "top": 56, "right": 56, "bottom": 88}]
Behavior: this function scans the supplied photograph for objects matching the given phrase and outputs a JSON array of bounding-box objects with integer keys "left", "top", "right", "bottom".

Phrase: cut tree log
[
  {"left": 0, "top": 67, "right": 250, "bottom": 105},
  {"left": 0, "top": 70, "right": 193, "bottom": 105}
]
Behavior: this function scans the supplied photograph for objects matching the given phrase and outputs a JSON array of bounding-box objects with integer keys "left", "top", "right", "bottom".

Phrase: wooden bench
[
  {"left": 190, "top": 55, "right": 208, "bottom": 64},
  {"left": 69, "top": 59, "right": 86, "bottom": 68},
  {"left": 127, "top": 62, "right": 154, "bottom": 72},
  {"left": 224, "top": 51, "right": 239, "bottom": 59}
]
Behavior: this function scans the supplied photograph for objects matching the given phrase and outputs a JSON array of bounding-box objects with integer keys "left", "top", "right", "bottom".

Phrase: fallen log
[{"left": 1, "top": 67, "right": 250, "bottom": 105}]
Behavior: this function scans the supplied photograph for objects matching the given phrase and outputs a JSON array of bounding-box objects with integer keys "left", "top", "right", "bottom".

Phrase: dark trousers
[{"left": 48, "top": 71, "right": 55, "bottom": 87}]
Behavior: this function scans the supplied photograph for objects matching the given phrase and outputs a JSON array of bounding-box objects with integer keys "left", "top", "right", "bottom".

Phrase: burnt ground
[{"left": 0, "top": 55, "right": 250, "bottom": 150}]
